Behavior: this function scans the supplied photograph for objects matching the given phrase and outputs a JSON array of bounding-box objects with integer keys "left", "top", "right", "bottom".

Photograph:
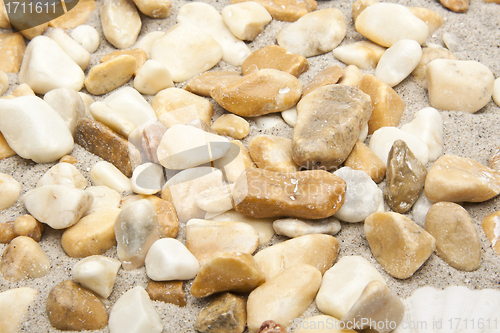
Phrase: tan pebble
[
  {"left": 195, "top": 292, "right": 247, "bottom": 333},
  {"left": 185, "top": 71, "right": 241, "bottom": 97},
  {"left": 211, "top": 69, "right": 302, "bottom": 117},
  {"left": 424, "top": 155, "right": 500, "bottom": 203},
  {"left": 101, "top": 49, "right": 147, "bottom": 75},
  {"left": 222, "top": 2, "right": 272, "bottom": 41},
  {"left": 332, "top": 41, "right": 386, "bottom": 70},
  {"left": 194, "top": 185, "right": 234, "bottom": 214},
  {"left": 411, "top": 47, "right": 457, "bottom": 89},
  {"left": 0, "top": 221, "right": 16, "bottom": 243},
  {"left": 14, "top": 215, "right": 44, "bottom": 242},
  {"left": 358, "top": 74, "right": 405, "bottom": 134},
  {"left": 0, "top": 236, "right": 50, "bottom": 280},
  {"left": 409, "top": 7, "right": 444, "bottom": 34},
  {"left": 425, "top": 202, "right": 481, "bottom": 271},
  {"left": 484, "top": 0, "right": 500, "bottom": 3},
  {"left": 249, "top": 135, "right": 299, "bottom": 173},
  {"left": 134, "top": 60, "right": 174, "bottom": 95},
  {"left": 364, "top": 212, "right": 436, "bottom": 279},
  {"left": 230, "top": 0, "right": 316, "bottom": 22},
  {"left": 85, "top": 55, "right": 136, "bottom": 95},
  {"left": 191, "top": 252, "right": 265, "bottom": 298},
  {"left": 61, "top": 209, "right": 121, "bottom": 258},
  {"left": 233, "top": 169, "right": 346, "bottom": 219},
  {"left": 132, "top": 0, "right": 172, "bottom": 18},
  {"left": 242, "top": 45, "right": 309, "bottom": 78},
  {"left": 46, "top": 280, "right": 108, "bottom": 330},
  {"left": 440, "top": 0, "right": 469, "bottom": 12},
  {"left": 59, "top": 155, "right": 78, "bottom": 164},
  {"left": 19, "top": 23, "right": 48, "bottom": 40},
  {"left": 49, "top": 0, "right": 96, "bottom": 28},
  {"left": 0, "top": 70, "right": 7, "bottom": 96},
  {"left": 0, "top": 0, "right": 10, "bottom": 28},
  {"left": 147, "top": 280, "right": 186, "bottom": 306},
  {"left": 254, "top": 234, "right": 339, "bottom": 281},
  {"left": 344, "top": 141, "right": 386, "bottom": 183},
  {"left": 0, "top": 173, "right": 21, "bottom": 210},
  {"left": 101, "top": 0, "right": 141, "bottom": 49},
  {"left": 212, "top": 114, "right": 250, "bottom": 140},
  {"left": 214, "top": 140, "right": 257, "bottom": 183},
  {"left": 338, "top": 64, "right": 363, "bottom": 87},
  {"left": 489, "top": 147, "right": 500, "bottom": 171},
  {"left": 0, "top": 33, "right": 25, "bottom": 73},
  {"left": 481, "top": 211, "right": 500, "bottom": 256},
  {"left": 12, "top": 83, "right": 35, "bottom": 97},
  {"left": 258, "top": 320, "right": 287, "bottom": 333},
  {"left": 301, "top": 65, "right": 344, "bottom": 96},
  {"left": 352, "top": 0, "right": 378, "bottom": 22}
]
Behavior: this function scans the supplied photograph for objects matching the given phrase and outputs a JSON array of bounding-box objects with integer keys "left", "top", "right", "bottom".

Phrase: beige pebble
[
  {"left": 37, "top": 162, "right": 87, "bottom": 189},
  {"left": 214, "top": 140, "right": 256, "bottom": 183},
  {"left": 132, "top": 0, "right": 171, "bottom": 18},
  {"left": 281, "top": 107, "right": 297, "bottom": 127},
  {"left": 61, "top": 209, "right": 121, "bottom": 258},
  {"left": 147, "top": 280, "right": 186, "bottom": 306},
  {"left": 222, "top": 2, "right": 272, "bottom": 41},
  {"left": 0, "top": 236, "right": 50, "bottom": 281},
  {"left": 49, "top": 0, "right": 96, "bottom": 29},
  {"left": 72, "top": 255, "right": 121, "bottom": 298},
  {"left": 0, "top": 173, "right": 21, "bottom": 210},
  {"left": 440, "top": 0, "right": 469, "bottom": 12},
  {"left": 0, "top": 222, "right": 18, "bottom": 243},
  {"left": 273, "top": 217, "right": 341, "bottom": 238},
  {"left": 0, "top": 288, "right": 38, "bottom": 333},
  {"left": 14, "top": 215, "right": 44, "bottom": 242},
  {"left": 489, "top": 146, "right": 500, "bottom": 171},
  {"left": 364, "top": 212, "right": 436, "bottom": 279},
  {"left": 83, "top": 186, "right": 121, "bottom": 216},
  {"left": 90, "top": 161, "right": 132, "bottom": 193},
  {"left": 493, "top": 78, "right": 500, "bottom": 107},
  {"left": 194, "top": 185, "right": 233, "bottom": 214},
  {"left": 104, "top": 86, "right": 157, "bottom": 126},
  {"left": 70, "top": 25, "right": 100, "bottom": 53},
  {"left": 78, "top": 92, "right": 94, "bottom": 117},
  {"left": 338, "top": 64, "right": 363, "bottom": 87},
  {"left": 249, "top": 135, "right": 299, "bottom": 173},
  {"left": 352, "top": 0, "right": 377, "bottom": 22},
  {"left": 0, "top": 33, "right": 25, "bottom": 73},
  {"left": 411, "top": 47, "right": 457, "bottom": 89},
  {"left": 101, "top": 49, "right": 147, "bottom": 75},
  {"left": 425, "top": 202, "right": 481, "bottom": 271},
  {"left": 333, "top": 41, "right": 385, "bottom": 70},
  {"left": 481, "top": 211, "right": 500, "bottom": 256},
  {"left": 185, "top": 71, "right": 241, "bottom": 97},
  {"left": 212, "top": 114, "right": 250, "bottom": 140},
  {"left": 409, "top": 7, "right": 444, "bottom": 34},
  {"left": 85, "top": 55, "right": 136, "bottom": 96},
  {"left": 49, "top": 28, "right": 91, "bottom": 71},
  {"left": 90, "top": 102, "right": 137, "bottom": 138},
  {"left": 133, "top": 31, "right": 166, "bottom": 59},
  {"left": 230, "top": 0, "right": 316, "bottom": 22},
  {"left": 0, "top": 70, "right": 7, "bottom": 96},
  {"left": 44, "top": 88, "right": 86, "bottom": 136},
  {"left": 195, "top": 293, "right": 247, "bottom": 333},
  {"left": 130, "top": 163, "right": 164, "bottom": 195},
  {"left": 424, "top": 154, "right": 500, "bottom": 202},
  {"left": 344, "top": 140, "right": 386, "bottom": 183},
  {"left": 302, "top": 66, "right": 344, "bottom": 96},
  {"left": 101, "top": 0, "right": 141, "bottom": 49},
  {"left": 242, "top": 45, "right": 309, "bottom": 77},
  {"left": 134, "top": 60, "right": 174, "bottom": 95},
  {"left": 19, "top": 23, "right": 48, "bottom": 40}
]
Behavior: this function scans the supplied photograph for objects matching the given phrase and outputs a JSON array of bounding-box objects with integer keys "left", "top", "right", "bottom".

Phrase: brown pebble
[
  {"left": 230, "top": 0, "right": 317, "bottom": 22},
  {"left": 301, "top": 65, "right": 344, "bottom": 96},
  {"left": 147, "top": 280, "right": 186, "bottom": 306},
  {"left": 100, "top": 49, "right": 147, "bottom": 74},
  {"left": 14, "top": 215, "right": 44, "bottom": 242},
  {"left": 85, "top": 55, "right": 136, "bottom": 95},
  {"left": 195, "top": 292, "right": 247, "bottom": 333},
  {"left": 344, "top": 141, "right": 386, "bottom": 183},
  {"left": 258, "top": 320, "right": 287, "bottom": 333},
  {"left": 0, "top": 236, "right": 51, "bottom": 281},
  {"left": 482, "top": 211, "right": 500, "bottom": 256},
  {"left": 185, "top": 71, "right": 241, "bottom": 97},
  {"left": 0, "top": 33, "right": 26, "bottom": 73},
  {"left": 0, "top": 221, "right": 16, "bottom": 243},
  {"left": 440, "top": 0, "right": 469, "bottom": 12},
  {"left": 49, "top": 0, "right": 96, "bottom": 29},
  {"left": 242, "top": 45, "right": 309, "bottom": 78}
]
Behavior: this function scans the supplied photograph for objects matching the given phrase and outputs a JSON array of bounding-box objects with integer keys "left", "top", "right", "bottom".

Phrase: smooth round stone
[
  {"left": 333, "top": 167, "right": 383, "bottom": 223},
  {"left": 101, "top": 0, "right": 141, "bottom": 49},
  {"left": 37, "top": 162, "right": 87, "bottom": 189},
  {"left": 0, "top": 173, "right": 21, "bottom": 210},
  {"left": 132, "top": 0, "right": 172, "bottom": 18},
  {"left": 0, "top": 236, "right": 51, "bottom": 281},
  {"left": 411, "top": 47, "right": 456, "bottom": 89},
  {"left": 375, "top": 39, "right": 422, "bottom": 87},
  {"left": 273, "top": 217, "right": 341, "bottom": 238},
  {"left": 221, "top": 2, "right": 272, "bottom": 41},
  {"left": 134, "top": 60, "right": 173, "bottom": 95},
  {"left": 90, "top": 161, "right": 132, "bottom": 193},
  {"left": 70, "top": 25, "right": 100, "bottom": 53},
  {"left": 49, "top": 28, "right": 91, "bottom": 70},
  {"left": 131, "top": 163, "right": 164, "bottom": 195},
  {"left": 43, "top": 87, "right": 86, "bottom": 135},
  {"left": 211, "top": 114, "right": 250, "bottom": 140},
  {"left": 72, "top": 255, "right": 121, "bottom": 298},
  {"left": 355, "top": 3, "right": 429, "bottom": 47},
  {"left": 493, "top": 78, "right": 500, "bottom": 107},
  {"left": 0, "top": 287, "right": 38, "bottom": 333}
]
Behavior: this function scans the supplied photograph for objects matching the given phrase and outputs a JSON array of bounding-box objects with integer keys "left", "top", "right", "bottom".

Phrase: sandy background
[{"left": 1, "top": 0, "right": 500, "bottom": 332}]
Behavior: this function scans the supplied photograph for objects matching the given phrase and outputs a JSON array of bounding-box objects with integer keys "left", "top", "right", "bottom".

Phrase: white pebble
[
  {"left": 281, "top": 107, "right": 297, "bottom": 127},
  {"left": 72, "top": 255, "right": 121, "bottom": 298},
  {"left": 134, "top": 60, "right": 174, "bottom": 95},
  {"left": 494, "top": 78, "right": 500, "bottom": 107},
  {"left": 411, "top": 191, "right": 434, "bottom": 227},
  {"left": 103, "top": 87, "right": 157, "bottom": 128},
  {"left": 375, "top": 39, "right": 422, "bottom": 87},
  {"left": 101, "top": 0, "right": 142, "bottom": 49},
  {"left": 49, "top": 28, "right": 91, "bottom": 70},
  {"left": 78, "top": 92, "right": 94, "bottom": 118},
  {"left": 0, "top": 173, "right": 21, "bottom": 210},
  {"left": 332, "top": 41, "right": 386, "bottom": 70},
  {"left": 90, "top": 161, "right": 132, "bottom": 193},
  {"left": 70, "top": 25, "right": 100, "bottom": 53},
  {"left": 90, "top": 101, "right": 137, "bottom": 138},
  {"left": 44, "top": 87, "right": 86, "bottom": 135},
  {"left": 442, "top": 32, "right": 463, "bottom": 52},
  {"left": 273, "top": 217, "right": 341, "bottom": 238},
  {"left": 37, "top": 162, "right": 87, "bottom": 189},
  {"left": 194, "top": 184, "right": 233, "bottom": 213},
  {"left": 0, "top": 288, "right": 38, "bottom": 333},
  {"left": 83, "top": 186, "right": 121, "bottom": 216},
  {"left": 221, "top": 2, "right": 272, "bottom": 41},
  {"left": 255, "top": 114, "right": 284, "bottom": 130},
  {"left": 133, "top": 31, "right": 166, "bottom": 59},
  {"left": 0, "top": 70, "right": 8, "bottom": 96},
  {"left": 131, "top": 163, "right": 164, "bottom": 195}
]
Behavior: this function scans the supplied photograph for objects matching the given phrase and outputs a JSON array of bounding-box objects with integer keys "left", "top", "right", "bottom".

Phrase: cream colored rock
[
  {"left": 333, "top": 41, "right": 385, "bottom": 70},
  {"left": 222, "top": 2, "right": 272, "bottom": 41},
  {"left": 134, "top": 60, "right": 174, "bottom": 95},
  {"left": 19, "top": 36, "right": 85, "bottom": 94},
  {"left": 103, "top": 87, "right": 157, "bottom": 129},
  {"left": 83, "top": 186, "right": 121, "bottom": 216},
  {"left": 254, "top": 234, "right": 339, "bottom": 280},
  {"left": 338, "top": 65, "right": 363, "bottom": 87},
  {"left": 411, "top": 47, "right": 456, "bottom": 89},
  {"left": 0, "top": 173, "right": 21, "bottom": 210},
  {"left": 482, "top": 211, "right": 500, "bottom": 256},
  {"left": 214, "top": 140, "right": 256, "bottom": 183},
  {"left": 493, "top": 78, "right": 500, "bottom": 107},
  {"left": 133, "top": 31, "right": 166, "bottom": 59},
  {"left": 131, "top": 163, "right": 164, "bottom": 195},
  {"left": 49, "top": 28, "right": 91, "bottom": 70},
  {"left": 177, "top": 2, "right": 251, "bottom": 66},
  {"left": 409, "top": 7, "right": 444, "bottom": 34},
  {"left": 78, "top": 92, "right": 94, "bottom": 117},
  {"left": 247, "top": 264, "right": 322, "bottom": 333},
  {"left": 0, "top": 287, "right": 38, "bottom": 333},
  {"left": 281, "top": 107, "right": 297, "bottom": 127},
  {"left": 101, "top": 0, "right": 142, "bottom": 49},
  {"left": 44, "top": 88, "right": 86, "bottom": 136},
  {"left": 90, "top": 161, "right": 132, "bottom": 193},
  {"left": 85, "top": 55, "right": 136, "bottom": 95},
  {"left": 151, "top": 23, "right": 223, "bottom": 82},
  {"left": 375, "top": 39, "right": 422, "bottom": 87},
  {"left": 209, "top": 210, "right": 274, "bottom": 245},
  {"left": 352, "top": 0, "right": 377, "bottom": 22},
  {"left": 212, "top": 114, "right": 250, "bottom": 140},
  {"left": 273, "top": 217, "right": 341, "bottom": 238},
  {"left": 249, "top": 135, "right": 299, "bottom": 173},
  {"left": 37, "top": 163, "right": 87, "bottom": 189},
  {"left": 0, "top": 70, "right": 7, "bottom": 96},
  {"left": 72, "top": 255, "right": 121, "bottom": 298},
  {"left": 277, "top": 8, "right": 346, "bottom": 57},
  {"left": 427, "top": 59, "right": 494, "bottom": 113},
  {"left": 90, "top": 102, "right": 136, "bottom": 138},
  {"left": 355, "top": 3, "right": 429, "bottom": 47},
  {"left": 70, "top": 25, "right": 100, "bottom": 53},
  {"left": 0, "top": 236, "right": 50, "bottom": 280},
  {"left": 195, "top": 185, "right": 233, "bottom": 213},
  {"left": 132, "top": 0, "right": 171, "bottom": 18}
]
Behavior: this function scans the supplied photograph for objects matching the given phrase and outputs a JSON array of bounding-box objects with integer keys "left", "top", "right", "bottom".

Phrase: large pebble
[
  {"left": 411, "top": 47, "right": 456, "bottom": 89},
  {"left": 185, "top": 71, "right": 241, "bottom": 97},
  {"left": 273, "top": 217, "right": 341, "bottom": 238},
  {"left": 247, "top": 264, "right": 322, "bottom": 332},
  {"left": 292, "top": 85, "right": 372, "bottom": 170},
  {"left": 49, "top": 28, "right": 91, "bottom": 70},
  {"left": 37, "top": 163, "right": 87, "bottom": 189},
  {"left": 147, "top": 280, "right": 186, "bottom": 306},
  {"left": 333, "top": 167, "right": 383, "bottom": 222},
  {"left": 355, "top": 3, "right": 429, "bottom": 47},
  {"left": 481, "top": 211, "right": 500, "bottom": 256},
  {"left": 344, "top": 141, "right": 386, "bottom": 183},
  {"left": 301, "top": 65, "right": 344, "bottom": 96},
  {"left": 364, "top": 212, "right": 436, "bottom": 279},
  {"left": 85, "top": 55, "right": 136, "bottom": 95},
  {"left": 109, "top": 286, "right": 162, "bottom": 333},
  {"left": 44, "top": 88, "right": 86, "bottom": 136},
  {"left": 195, "top": 293, "right": 247, "bottom": 333},
  {"left": 134, "top": 60, "right": 174, "bottom": 95},
  {"left": 90, "top": 161, "right": 132, "bottom": 193},
  {"left": 0, "top": 32, "right": 25, "bottom": 73},
  {"left": 249, "top": 135, "right": 299, "bottom": 173},
  {"left": 0, "top": 288, "right": 38, "bottom": 333},
  {"left": 427, "top": 59, "right": 494, "bottom": 113},
  {"left": 375, "top": 39, "right": 422, "bottom": 87},
  {"left": 425, "top": 202, "right": 481, "bottom": 271},
  {"left": 242, "top": 45, "right": 308, "bottom": 77},
  {"left": 83, "top": 186, "right": 121, "bottom": 217},
  {"left": 0, "top": 173, "right": 21, "bottom": 210},
  {"left": 424, "top": 155, "right": 500, "bottom": 202},
  {"left": 214, "top": 140, "right": 256, "bottom": 183},
  {"left": 315, "top": 255, "right": 386, "bottom": 319},
  {"left": 0, "top": 236, "right": 50, "bottom": 280},
  {"left": 230, "top": 0, "right": 316, "bottom": 22},
  {"left": 70, "top": 25, "right": 100, "bottom": 53},
  {"left": 222, "top": 2, "right": 272, "bottom": 41},
  {"left": 332, "top": 41, "right": 385, "bottom": 70},
  {"left": 72, "top": 255, "right": 121, "bottom": 298},
  {"left": 19, "top": 36, "right": 84, "bottom": 94},
  {"left": 132, "top": 0, "right": 171, "bottom": 18},
  {"left": 101, "top": 0, "right": 141, "bottom": 49}
]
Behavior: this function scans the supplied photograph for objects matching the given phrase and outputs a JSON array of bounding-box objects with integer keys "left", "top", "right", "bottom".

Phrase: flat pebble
[
  {"left": 249, "top": 135, "right": 299, "bottom": 173},
  {"left": 408, "top": 7, "right": 444, "bottom": 34},
  {"left": 333, "top": 41, "right": 385, "bottom": 70},
  {"left": 72, "top": 255, "right": 121, "bottom": 298},
  {"left": 375, "top": 39, "right": 422, "bottom": 87},
  {"left": 212, "top": 114, "right": 250, "bottom": 140},
  {"left": 411, "top": 191, "right": 434, "bottom": 228},
  {"left": 131, "top": 163, "right": 164, "bottom": 195},
  {"left": 0, "top": 173, "right": 21, "bottom": 210},
  {"left": 344, "top": 140, "right": 386, "bottom": 183},
  {"left": 230, "top": 0, "right": 316, "bottom": 22},
  {"left": 185, "top": 71, "right": 241, "bottom": 97},
  {"left": 401, "top": 107, "right": 443, "bottom": 161},
  {"left": 134, "top": 60, "right": 174, "bottom": 95},
  {"left": 195, "top": 293, "right": 247, "bottom": 333},
  {"left": 132, "top": 0, "right": 171, "bottom": 18},
  {"left": 146, "top": 280, "right": 186, "bottom": 306},
  {"left": 90, "top": 161, "right": 132, "bottom": 193},
  {"left": 481, "top": 211, "right": 500, "bottom": 256},
  {"left": 222, "top": 2, "right": 272, "bottom": 41},
  {"left": 85, "top": 55, "right": 136, "bottom": 95},
  {"left": 273, "top": 217, "right": 341, "bottom": 238},
  {"left": 37, "top": 162, "right": 87, "bottom": 189},
  {"left": 440, "top": 0, "right": 469, "bottom": 13},
  {"left": 83, "top": 186, "right": 121, "bottom": 216},
  {"left": 0, "top": 32, "right": 25, "bottom": 73},
  {"left": 242, "top": 45, "right": 308, "bottom": 77},
  {"left": 44, "top": 88, "right": 86, "bottom": 136},
  {"left": 101, "top": 0, "right": 141, "bottom": 49},
  {"left": 301, "top": 65, "right": 344, "bottom": 96},
  {"left": 49, "top": 28, "right": 90, "bottom": 70},
  {"left": 0, "top": 287, "right": 38, "bottom": 333},
  {"left": 70, "top": 25, "right": 100, "bottom": 53},
  {"left": 411, "top": 47, "right": 456, "bottom": 89},
  {"left": 0, "top": 236, "right": 50, "bottom": 281}
]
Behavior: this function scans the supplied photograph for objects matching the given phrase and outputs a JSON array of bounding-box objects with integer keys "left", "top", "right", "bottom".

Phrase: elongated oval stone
[
  {"left": 101, "top": 0, "right": 141, "bottom": 49},
  {"left": 222, "top": 2, "right": 272, "bottom": 41},
  {"left": 273, "top": 217, "right": 341, "bottom": 238},
  {"left": 375, "top": 39, "right": 422, "bottom": 87}
]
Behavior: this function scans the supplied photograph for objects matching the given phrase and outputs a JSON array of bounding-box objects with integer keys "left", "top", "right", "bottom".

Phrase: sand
[{"left": 1, "top": 0, "right": 500, "bottom": 332}]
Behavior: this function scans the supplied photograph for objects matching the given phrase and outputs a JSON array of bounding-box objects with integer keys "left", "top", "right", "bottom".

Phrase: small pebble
[
  {"left": 83, "top": 186, "right": 121, "bottom": 216},
  {"left": 352, "top": 0, "right": 377, "bottom": 22},
  {"left": 101, "top": 0, "right": 141, "bottom": 49},
  {"left": 132, "top": 0, "right": 171, "bottom": 18},
  {"left": 0, "top": 222, "right": 16, "bottom": 244},
  {"left": 134, "top": 60, "right": 174, "bottom": 95},
  {"left": 195, "top": 293, "right": 247, "bottom": 333},
  {"left": 0, "top": 33, "right": 25, "bottom": 73},
  {"left": 0, "top": 236, "right": 51, "bottom": 281},
  {"left": 214, "top": 140, "right": 256, "bottom": 183},
  {"left": 301, "top": 65, "right": 344, "bottom": 96},
  {"left": 254, "top": 114, "right": 284, "bottom": 130},
  {"left": 194, "top": 184, "right": 233, "bottom": 214},
  {"left": 101, "top": 49, "right": 147, "bottom": 75},
  {"left": 37, "top": 162, "right": 87, "bottom": 189},
  {"left": 212, "top": 114, "right": 250, "bottom": 140},
  {"left": 489, "top": 146, "right": 500, "bottom": 171},
  {"left": 273, "top": 217, "right": 341, "bottom": 238},
  {"left": 13, "top": 215, "right": 44, "bottom": 242},
  {"left": 0, "top": 173, "right": 21, "bottom": 210},
  {"left": 408, "top": 7, "right": 444, "bottom": 34},
  {"left": 131, "top": 163, "right": 164, "bottom": 195},
  {"left": 133, "top": 31, "right": 166, "bottom": 59},
  {"left": 49, "top": 0, "right": 96, "bottom": 29},
  {"left": 375, "top": 39, "right": 422, "bottom": 87},
  {"left": 344, "top": 140, "right": 386, "bottom": 183},
  {"left": 411, "top": 47, "right": 456, "bottom": 89},
  {"left": 222, "top": 2, "right": 272, "bottom": 41},
  {"left": 49, "top": 28, "right": 91, "bottom": 70},
  {"left": 0, "top": 288, "right": 38, "bottom": 333},
  {"left": 481, "top": 211, "right": 500, "bottom": 256},
  {"left": 70, "top": 25, "right": 100, "bottom": 53},
  {"left": 242, "top": 45, "right": 308, "bottom": 77},
  {"left": 249, "top": 135, "right": 299, "bottom": 173},
  {"left": 259, "top": 320, "right": 287, "bottom": 333},
  {"left": 72, "top": 255, "right": 121, "bottom": 298},
  {"left": 333, "top": 41, "right": 385, "bottom": 70},
  {"left": 281, "top": 107, "right": 297, "bottom": 127},
  {"left": 147, "top": 280, "right": 186, "bottom": 306},
  {"left": 85, "top": 55, "right": 136, "bottom": 95},
  {"left": 90, "top": 161, "right": 132, "bottom": 193},
  {"left": 185, "top": 71, "right": 241, "bottom": 97},
  {"left": 443, "top": 32, "right": 464, "bottom": 52},
  {"left": 401, "top": 107, "right": 443, "bottom": 161},
  {"left": 411, "top": 191, "right": 434, "bottom": 228},
  {"left": 440, "top": 0, "right": 469, "bottom": 12},
  {"left": 338, "top": 64, "right": 363, "bottom": 87},
  {"left": 44, "top": 87, "right": 86, "bottom": 135}
]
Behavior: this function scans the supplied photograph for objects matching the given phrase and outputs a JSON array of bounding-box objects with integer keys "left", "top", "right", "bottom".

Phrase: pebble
[
  {"left": 0, "top": 70, "right": 7, "bottom": 96},
  {"left": 132, "top": 0, "right": 171, "bottom": 18},
  {"left": 44, "top": 88, "right": 86, "bottom": 136},
  {"left": 341, "top": 280, "right": 404, "bottom": 333},
  {"left": 185, "top": 71, "right": 241, "bottom": 97},
  {"left": 295, "top": 316, "right": 354, "bottom": 333},
  {"left": 242, "top": 45, "right": 308, "bottom": 77},
  {"left": 178, "top": 2, "right": 251, "bottom": 66},
  {"left": 0, "top": 33, "right": 25, "bottom": 73},
  {"left": 13, "top": 215, "right": 44, "bottom": 242},
  {"left": 19, "top": 23, "right": 48, "bottom": 40},
  {"left": 254, "top": 234, "right": 339, "bottom": 280},
  {"left": 115, "top": 200, "right": 160, "bottom": 269},
  {"left": 424, "top": 155, "right": 500, "bottom": 202},
  {"left": 292, "top": 85, "right": 372, "bottom": 169},
  {"left": 333, "top": 41, "right": 385, "bottom": 70},
  {"left": 249, "top": 135, "right": 299, "bottom": 173},
  {"left": 222, "top": 2, "right": 272, "bottom": 41},
  {"left": 70, "top": 25, "right": 100, "bottom": 53},
  {"left": 194, "top": 184, "right": 233, "bottom": 214},
  {"left": 281, "top": 107, "right": 297, "bottom": 127},
  {"left": 401, "top": 107, "right": 443, "bottom": 161},
  {"left": 315, "top": 256, "right": 386, "bottom": 319},
  {"left": 72, "top": 255, "right": 121, "bottom": 298},
  {"left": 101, "top": 0, "right": 141, "bottom": 49},
  {"left": 49, "top": 0, "right": 96, "bottom": 28},
  {"left": 134, "top": 31, "right": 166, "bottom": 58},
  {"left": 108, "top": 286, "right": 162, "bottom": 333},
  {"left": 344, "top": 141, "right": 386, "bottom": 183},
  {"left": 101, "top": 49, "right": 147, "bottom": 75},
  {"left": 83, "top": 186, "right": 121, "bottom": 216},
  {"left": 0, "top": 1, "right": 9, "bottom": 28},
  {"left": 49, "top": 28, "right": 91, "bottom": 71},
  {"left": 411, "top": 191, "right": 434, "bottom": 227},
  {"left": 0, "top": 221, "right": 16, "bottom": 244},
  {"left": 0, "top": 236, "right": 50, "bottom": 280},
  {"left": 338, "top": 64, "right": 363, "bottom": 87},
  {"left": 409, "top": 7, "right": 444, "bottom": 34},
  {"left": 134, "top": 60, "right": 174, "bottom": 95},
  {"left": 214, "top": 140, "right": 256, "bottom": 183},
  {"left": 90, "top": 161, "right": 132, "bottom": 193},
  {"left": 146, "top": 280, "right": 186, "bottom": 306},
  {"left": 258, "top": 320, "right": 287, "bottom": 333},
  {"left": 427, "top": 59, "right": 494, "bottom": 113},
  {"left": 195, "top": 293, "right": 247, "bottom": 333},
  {"left": 138, "top": 122, "right": 167, "bottom": 164},
  {"left": 0, "top": 133, "right": 16, "bottom": 160},
  {"left": 104, "top": 87, "right": 157, "bottom": 128},
  {"left": 247, "top": 264, "right": 322, "bottom": 333},
  {"left": 61, "top": 209, "right": 121, "bottom": 258},
  {"left": 11, "top": 83, "right": 35, "bottom": 97},
  {"left": 0, "top": 173, "right": 21, "bottom": 210},
  {"left": 358, "top": 74, "right": 405, "bottom": 134},
  {"left": 355, "top": 3, "right": 429, "bottom": 47},
  {"left": 277, "top": 8, "right": 346, "bottom": 57},
  {"left": 37, "top": 162, "right": 87, "bottom": 189},
  {"left": 364, "top": 212, "right": 436, "bottom": 279},
  {"left": 489, "top": 146, "right": 500, "bottom": 171},
  {"left": 23, "top": 185, "right": 93, "bottom": 229},
  {"left": 166, "top": 168, "right": 224, "bottom": 223},
  {"left": 46, "top": 280, "right": 108, "bottom": 331},
  {"left": 186, "top": 219, "right": 259, "bottom": 265},
  {"left": 301, "top": 66, "right": 344, "bottom": 96},
  {"left": 385, "top": 140, "right": 427, "bottom": 213},
  {"left": 375, "top": 39, "right": 422, "bottom": 87},
  {"left": 352, "top": 0, "right": 377, "bottom": 22},
  {"left": 481, "top": 211, "right": 500, "bottom": 255},
  {"left": 90, "top": 102, "right": 137, "bottom": 138},
  {"left": 0, "top": 288, "right": 38, "bottom": 333},
  {"left": 369, "top": 126, "right": 429, "bottom": 166},
  {"left": 212, "top": 114, "right": 250, "bottom": 140},
  {"left": 493, "top": 78, "right": 500, "bottom": 106},
  {"left": 130, "top": 163, "right": 164, "bottom": 195},
  {"left": 211, "top": 69, "right": 302, "bottom": 117},
  {"left": 333, "top": 167, "right": 383, "bottom": 222},
  {"left": 425, "top": 202, "right": 481, "bottom": 271},
  {"left": 75, "top": 118, "right": 142, "bottom": 178},
  {"left": 191, "top": 252, "right": 265, "bottom": 298},
  {"left": 85, "top": 55, "right": 136, "bottom": 95},
  {"left": 151, "top": 23, "right": 223, "bottom": 82},
  {"left": 440, "top": 0, "right": 469, "bottom": 12},
  {"left": 78, "top": 92, "right": 94, "bottom": 117},
  {"left": 273, "top": 217, "right": 341, "bottom": 238},
  {"left": 411, "top": 47, "right": 456, "bottom": 89}
]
